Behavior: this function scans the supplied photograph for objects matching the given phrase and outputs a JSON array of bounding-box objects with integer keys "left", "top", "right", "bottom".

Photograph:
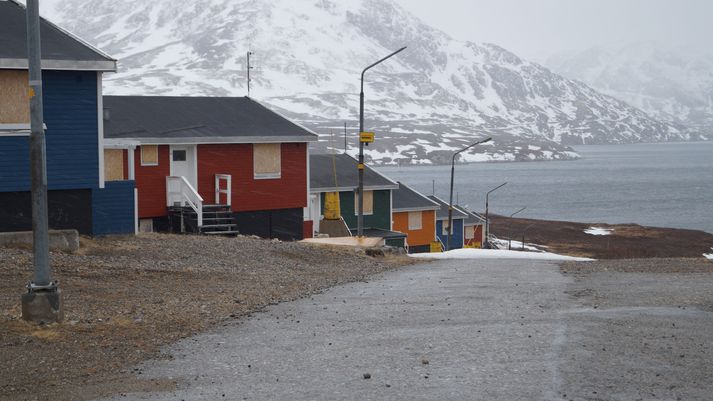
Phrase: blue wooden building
[
  {"left": 0, "top": 0, "right": 135, "bottom": 236},
  {"left": 428, "top": 195, "right": 467, "bottom": 251}
]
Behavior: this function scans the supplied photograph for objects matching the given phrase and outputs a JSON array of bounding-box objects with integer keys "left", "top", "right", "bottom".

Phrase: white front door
[{"left": 170, "top": 145, "right": 198, "bottom": 190}]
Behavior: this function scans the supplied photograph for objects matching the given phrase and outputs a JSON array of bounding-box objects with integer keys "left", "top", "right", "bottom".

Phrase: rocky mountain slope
[
  {"left": 547, "top": 43, "right": 712, "bottom": 140},
  {"left": 39, "top": 0, "right": 689, "bottom": 164}
]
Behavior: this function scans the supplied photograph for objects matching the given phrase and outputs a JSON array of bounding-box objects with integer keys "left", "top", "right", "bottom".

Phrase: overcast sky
[{"left": 394, "top": 0, "right": 713, "bottom": 61}]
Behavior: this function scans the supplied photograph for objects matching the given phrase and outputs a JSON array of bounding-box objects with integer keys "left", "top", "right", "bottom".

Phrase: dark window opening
[{"left": 172, "top": 150, "right": 187, "bottom": 161}]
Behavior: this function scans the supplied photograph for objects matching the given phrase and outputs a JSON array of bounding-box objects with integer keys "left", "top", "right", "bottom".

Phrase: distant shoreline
[{"left": 489, "top": 215, "right": 713, "bottom": 260}]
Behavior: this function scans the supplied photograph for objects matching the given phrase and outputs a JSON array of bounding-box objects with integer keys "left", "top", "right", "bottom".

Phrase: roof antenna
[
  {"left": 247, "top": 51, "right": 255, "bottom": 97},
  {"left": 432, "top": 179, "right": 435, "bottom": 196}
]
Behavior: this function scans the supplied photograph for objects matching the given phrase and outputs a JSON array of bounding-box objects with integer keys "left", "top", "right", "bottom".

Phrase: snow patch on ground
[
  {"left": 584, "top": 227, "right": 614, "bottom": 236},
  {"left": 704, "top": 248, "right": 713, "bottom": 260},
  {"left": 410, "top": 248, "right": 594, "bottom": 262}
]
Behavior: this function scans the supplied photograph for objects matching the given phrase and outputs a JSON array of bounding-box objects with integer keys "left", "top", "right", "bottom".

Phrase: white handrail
[
  {"left": 166, "top": 176, "right": 204, "bottom": 227},
  {"left": 215, "top": 174, "right": 232, "bottom": 206}
]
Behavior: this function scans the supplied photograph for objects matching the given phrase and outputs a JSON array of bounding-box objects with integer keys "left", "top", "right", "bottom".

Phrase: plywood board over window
[
  {"left": 104, "top": 149, "right": 125, "bottom": 181},
  {"left": 141, "top": 145, "right": 159, "bottom": 166},
  {"left": 465, "top": 225, "right": 475, "bottom": 239},
  {"left": 253, "top": 143, "right": 281, "bottom": 179},
  {"left": 408, "top": 211, "right": 422, "bottom": 230},
  {"left": 354, "top": 190, "right": 373, "bottom": 215},
  {"left": 0, "top": 70, "right": 30, "bottom": 124}
]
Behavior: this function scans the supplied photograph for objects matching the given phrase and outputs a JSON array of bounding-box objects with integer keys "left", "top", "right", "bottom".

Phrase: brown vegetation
[{"left": 490, "top": 215, "right": 713, "bottom": 259}]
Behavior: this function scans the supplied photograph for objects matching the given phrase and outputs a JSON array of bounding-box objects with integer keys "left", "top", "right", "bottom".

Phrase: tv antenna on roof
[{"left": 247, "top": 51, "right": 255, "bottom": 97}]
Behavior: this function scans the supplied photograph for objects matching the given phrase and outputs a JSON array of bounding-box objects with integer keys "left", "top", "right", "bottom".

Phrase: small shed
[{"left": 392, "top": 182, "right": 440, "bottom": 253}]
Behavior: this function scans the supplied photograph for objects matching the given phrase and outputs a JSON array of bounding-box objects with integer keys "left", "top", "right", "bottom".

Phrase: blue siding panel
[
  {"left": 0, "top": 136, "right": 30, "bottom": 190},
  {"left": 436, "top": 219, "right": 464, "bottom": 250},
  {"left": 0, "top": 70, "right": 99, "bottom": 192},
  {"left": 92, "top": 181, "right": 135, "bottom": 236}
]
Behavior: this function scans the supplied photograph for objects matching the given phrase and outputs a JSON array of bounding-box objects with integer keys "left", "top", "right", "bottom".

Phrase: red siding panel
[
  {"left": 197, "top": 143, "right": 307, "bottom": 212},
  {"left": 303, "top": 220, "right": 313, "bottom": 239},
  {"left": 134, "top": 145, "right": 170, "bottom": 218}
]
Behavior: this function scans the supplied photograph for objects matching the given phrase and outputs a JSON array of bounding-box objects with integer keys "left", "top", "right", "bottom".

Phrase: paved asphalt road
[{"left": 106, "top": 259, "right": 713, "bottom": 401}]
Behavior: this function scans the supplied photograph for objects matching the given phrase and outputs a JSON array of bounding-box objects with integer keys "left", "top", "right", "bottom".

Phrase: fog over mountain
[
  {"left": 39, "top": 0, "right": 693, "bottom": 165},
  {"left": 547, "top": 43, "right": 713, "bottom": 139}
]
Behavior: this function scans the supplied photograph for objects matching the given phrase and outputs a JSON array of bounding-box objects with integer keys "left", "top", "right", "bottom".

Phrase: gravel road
[
  {"left": 0, "top": 234, "right": 402, "bottom": 401},
  {"left": 102, "top": 257, "right": 713, "bottom": 400}
]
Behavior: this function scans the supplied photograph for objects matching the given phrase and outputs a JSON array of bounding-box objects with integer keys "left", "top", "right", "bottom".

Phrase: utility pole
[
  {"left": 357, "top": 46, "right": 406, "bottom": 237},
  {"left": 247, "top": 51, "right": 254, "bottom": 97},
  {"left": 21, "top": 0, "right": 63, "bottom": 323}
]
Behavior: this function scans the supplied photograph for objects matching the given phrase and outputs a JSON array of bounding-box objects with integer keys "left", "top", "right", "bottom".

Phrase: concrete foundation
[
  {"left": 0, "top": 230, "right": 79, "bottom": 252},
  {"left": 21, "top": 289, "right": 64, "bottom": 324}
]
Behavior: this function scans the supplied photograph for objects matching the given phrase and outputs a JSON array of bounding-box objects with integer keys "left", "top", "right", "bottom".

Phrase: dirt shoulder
[
  {"left": 0, "top": 234, "right": 409, "bottom": 401},
  {"left": 490, "top": 215, "right": 713, "bottom": 259},
  {"left": 556, "top": 258, "right": 713, "bottom": 399}
]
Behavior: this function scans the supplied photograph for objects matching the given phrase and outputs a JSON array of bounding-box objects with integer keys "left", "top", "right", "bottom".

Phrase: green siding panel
[{"left": 320, "top": 189, "right": 391, "bottom": 231}]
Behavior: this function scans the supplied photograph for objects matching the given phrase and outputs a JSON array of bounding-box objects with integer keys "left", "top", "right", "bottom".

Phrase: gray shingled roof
[
  {"left": 103, "top": 96, "right": 318, "bottom": 144},
  {"left": 0, "top": 0, "right": 115, "bottom": 71},
  {"left": 427, "top": 195, "right": 468, "bottom": 220},
  {"left": 392, "top": 182, "right": 440, "bottom": 212},
  {"left": 455, "top": 206, "right": 486, "bottom": 225},
  {"left": 310, "top": 154, "right": 398, "bottom": 192}
]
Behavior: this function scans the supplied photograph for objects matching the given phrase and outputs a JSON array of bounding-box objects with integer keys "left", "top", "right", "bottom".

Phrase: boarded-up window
[
  {"left": 465, "top": 225, "right": 475, "bottom": 239},
  {"left": 0, "top": 71, "right": 30, "bottom": 124},
  {"left": 354, "top": 190, "right": 373, "bottom": 215},
  {"left": 442, "top": 222, "right": 453, "bottom": 235},
  {"left": 408, "top": 211, "right": 422, "bottom": 230},
  {"left": 104, "top": 149, "right": 125, "bottom": 181},
  {"left": 141, "top": 145, "right": 159, "bottom": 166},
  {"left": 253, "top": 143, "right": 281, "bottom": 178}
]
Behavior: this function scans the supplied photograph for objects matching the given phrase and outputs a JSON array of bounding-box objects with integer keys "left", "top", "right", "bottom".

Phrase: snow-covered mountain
[
  {"left": 39, "top": 0, "right": 689, "bottom": 164},
  {"left": 547, "top": 43, "right": 713, "bottom": 139}
]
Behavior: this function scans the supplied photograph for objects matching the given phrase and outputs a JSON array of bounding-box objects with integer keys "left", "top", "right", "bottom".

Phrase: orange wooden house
[{"left": 391, "top": 182, "right": 440, "bottom": 253}]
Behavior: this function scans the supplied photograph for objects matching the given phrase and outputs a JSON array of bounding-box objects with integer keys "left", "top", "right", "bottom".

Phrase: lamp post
[
  {"left": 507, "top": 206, "right": 526, "bottom": 250},
  {"left": 484, "top": 182, "right": 507, "bottom": 249},
  {"left": 446, "top": 137, "right": 492, "bottom": 251},
  {"left": 357, "top": 46, "right": 407, "bottom": 237},
  {"left": 21, "top": 0, "right": 62, "bottom": 323},
  {"left": 521, "top": 223, "right": 536, "bottom": 251}
]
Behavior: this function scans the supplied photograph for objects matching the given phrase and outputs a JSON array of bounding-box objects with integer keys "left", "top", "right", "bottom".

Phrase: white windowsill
[{"left": 254, "top": 173, "right": 281, "bottom": 180}]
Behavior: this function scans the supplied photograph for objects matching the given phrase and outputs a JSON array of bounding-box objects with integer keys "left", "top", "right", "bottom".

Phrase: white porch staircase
[{"left": 166, "top": 175, "right": 238, "bottom": 236}]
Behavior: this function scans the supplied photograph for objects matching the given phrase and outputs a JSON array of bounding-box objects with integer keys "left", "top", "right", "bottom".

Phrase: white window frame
[
  {"left": 408, "top": 211, "right": 422, "bottom": 230},
  {"left": 465, "top": 225, "right": 475, "bottom": 240},
  {"left": 140, "top": 145, "right": 159, "bottom": 166},
  {"left": 354, "top": 190, "right": 374, "bottom": 216}
]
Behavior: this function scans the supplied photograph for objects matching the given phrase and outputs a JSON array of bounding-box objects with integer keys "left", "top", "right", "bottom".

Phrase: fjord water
[{"left": 380, "top": 142, "right": 713, "bottom": 234}]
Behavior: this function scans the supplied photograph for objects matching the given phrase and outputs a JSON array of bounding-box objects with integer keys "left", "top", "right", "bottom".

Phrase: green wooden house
[{"left": 308, "top": 154, "right": 405, "bottom": 247}]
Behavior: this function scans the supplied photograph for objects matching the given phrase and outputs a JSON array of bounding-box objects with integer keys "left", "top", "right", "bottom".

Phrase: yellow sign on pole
[{"left": 359, "top": 132, "right": 375, "bottom": 143}]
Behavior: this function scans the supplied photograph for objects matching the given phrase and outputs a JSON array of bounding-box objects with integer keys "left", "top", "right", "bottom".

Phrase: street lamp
[
  {"left": 521, "top": 223, "right": 536, "bottom": 251},
  {"left": 447, "top": 137, "right": 492, "bottom": 250},
  {"left": 21, "top": 0, "right": 62, "bottom": 323},
  {"left": 508, "top": 206, "right": 527, "bottom": 250},
  {"left": 357, "top": 46, "right": 407, "bottom": 237},
  {"left": 484, "top": 182, "right": 507, "bottom": 249}
]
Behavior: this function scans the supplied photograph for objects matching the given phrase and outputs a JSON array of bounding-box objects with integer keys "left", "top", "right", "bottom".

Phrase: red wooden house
[{"left": 102, "top": 96, "right": 317, "bottom": 240}]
